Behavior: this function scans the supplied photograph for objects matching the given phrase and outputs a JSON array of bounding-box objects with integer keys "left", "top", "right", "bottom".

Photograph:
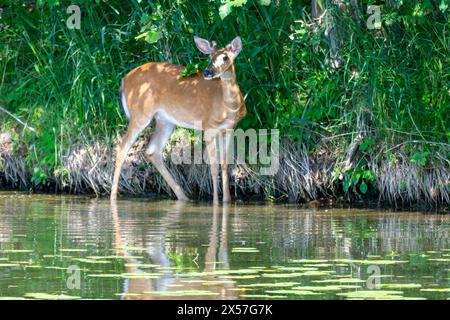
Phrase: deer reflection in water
[{"left": 111, "top": 202, "right": 237, "bottom": 300}]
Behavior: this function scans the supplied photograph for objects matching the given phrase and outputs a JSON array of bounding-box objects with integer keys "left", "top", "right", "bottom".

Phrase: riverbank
[
  {"left": 0, "top": 131, "right": 448, "bottom": 211},
  {"left": 0, "top": 2, "right": 448, "bottom": 212}
]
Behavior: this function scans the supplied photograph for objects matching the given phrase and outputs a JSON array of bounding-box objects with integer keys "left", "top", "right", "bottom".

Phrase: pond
[{"left": 0, "top": 191, "right": 449, "bottom": 300}]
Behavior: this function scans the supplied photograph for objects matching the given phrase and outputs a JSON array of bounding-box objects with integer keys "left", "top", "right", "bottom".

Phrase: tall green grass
[{"left": 0, "top": 0, "right": 448, "bottom": 192}]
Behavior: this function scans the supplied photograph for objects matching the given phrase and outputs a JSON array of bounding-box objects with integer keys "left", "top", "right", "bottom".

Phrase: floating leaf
[
  {"left": 24, "top": 293, "right": 81, "bottom": 300},
  {"left": 289, "top": 259, "right": 329, "bottom": 264},
  {"left": 114, "top": 246, "right": 147, "bottom": 252},
  {"left": 120, "top": 272, "right": 161, "bottom": 279},
  {"left": 274, "top": 267, "right": 318, "bottom": 272},
  {"left": 2, "top": 249, "right": 33, "bottom": 253},
  {"left": 334, "top": 259, "right": 408, "bottom": 265},
  {"left": 428, "top": 258, "right": 450, "bottom": 262},
  {"left": 125, "top": 263, "right": 160, "bottom": 268},
  {"left": 60, "top": 248, "right": 88, "bottom": 253},
  {"left": 232, "top": 247, "right": 260, "bottom": 253},
  {"left": 222, "top": 275, "right": 260, "bottom": 279},
  {"left": 292, "top": 285, "right": 361, "bottom": 291},
  {"left": 420, "top": 288, "right": 450, "bottom": 292},
  {"left": 239, "top": 282, "right": 299, "bottom": 288},
  {"left": 0, "top": 263, "right": 20, "bottom": 267},
  {"left": 73, "top": 258, "right": 111, "bottom": 264},
  {"left": 87, "top": 274, "right": 123, "bottom": 279},
  {"left": 336, "top": 290, "right": 404, "bottom": 299},
  {"left": 144, "top": 290, "right": 219, "bottom": 297},
  {"left": 380, "top": 284, "right": 422, "bottom": 289},
  {"left": 265, "top": 289, "right": 322, "bottom": 296},
  {"left": 240, "top": 294, "right": 287, "bottom": 299},
  {"left": 262, "top": 270, "right": 334, "bottom": 278},
  {"left": 313, "top": 278, "right": 366, "bottom": 284},
  {"left": 114, "top": 293, "right": 141, "bottom": 297}
]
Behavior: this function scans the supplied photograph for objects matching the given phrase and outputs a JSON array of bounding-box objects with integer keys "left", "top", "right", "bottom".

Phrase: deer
[{"left": 110, "top": 36, "right": 247, "bottom": 205}]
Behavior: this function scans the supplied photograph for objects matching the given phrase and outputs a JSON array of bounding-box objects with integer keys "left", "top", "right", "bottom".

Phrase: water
[{"left": 0, "top": 191, "right": 449, "bottom": 300}]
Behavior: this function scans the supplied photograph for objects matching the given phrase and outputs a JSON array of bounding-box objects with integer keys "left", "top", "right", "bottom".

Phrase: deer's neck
[
  {"left": 220, "top": 65, "right": 241, "bottom": 108},
  {"left": 208, "top": 65, "right": 245, "bottom": 128}
]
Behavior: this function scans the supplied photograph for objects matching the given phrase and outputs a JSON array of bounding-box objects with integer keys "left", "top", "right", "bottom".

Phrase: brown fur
[
  {"left": 111, "top": 37, "right": 247, "bottom": 204},
  {"left": 121, "top": 62, "right": 246, "bottom": 129}
]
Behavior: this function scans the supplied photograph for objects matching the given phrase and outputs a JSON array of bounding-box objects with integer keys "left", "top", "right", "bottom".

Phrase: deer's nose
[{"left": 203, "top": 69, "right": 213, "bottom": 79}]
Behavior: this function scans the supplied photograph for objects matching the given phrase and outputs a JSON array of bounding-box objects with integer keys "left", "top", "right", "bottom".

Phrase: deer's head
[{"left": 194, "top": 36, "right": 243, "bottom": 80}]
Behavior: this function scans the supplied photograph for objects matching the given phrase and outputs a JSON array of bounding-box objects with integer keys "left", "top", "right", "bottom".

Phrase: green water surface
[{"left": 0, "top": 192, "right": 449, "bottom": 300}]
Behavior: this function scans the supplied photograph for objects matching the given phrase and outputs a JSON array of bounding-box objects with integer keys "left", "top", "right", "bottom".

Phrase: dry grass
[{"left": 0, "top": 131, "right": 448, "bottom": 209}]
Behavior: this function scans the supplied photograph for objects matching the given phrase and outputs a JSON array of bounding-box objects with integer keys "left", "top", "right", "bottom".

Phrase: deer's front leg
[
  {"left": 220, "top": 129, "right": 232, "bottom": 203},
  {"left": 205, "top": 131, "right": 219, "bottom": 205}
]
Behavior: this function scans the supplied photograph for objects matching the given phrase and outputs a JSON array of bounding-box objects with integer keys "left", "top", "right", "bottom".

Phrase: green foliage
[
  {"left": 31, "top": 167, "right": 48, "bottom": 187},
  {"left": 341, "top": 163, "right": 377, "bottom": 195},
  {"left": 0, "top": 0, "right": 448, "bottom": 197},
  {"left": 180, "top": 60, "right": 209, "bottom": 78},
  {"left": 411, "top": 151, "right": 430, "bottom": 167}
]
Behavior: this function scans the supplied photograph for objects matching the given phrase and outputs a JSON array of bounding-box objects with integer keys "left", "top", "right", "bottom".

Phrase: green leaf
[
  {"left": 145, "top": 30, "right": 160, "bottom": 44},
  {"left": 219, "top": 0, "right": 248, "bottom": 20},
  {"left": 359, "top": 181, "right": 368, "bottom": 194},
  {"left": 343, "top": 179, "right": 351, "bottom": 193},
  {"left": 258, "top": 0, "right": 271, "bottom": 5},
  {"left": 135, "top": 30, "right": 160, "bottom": 44}
]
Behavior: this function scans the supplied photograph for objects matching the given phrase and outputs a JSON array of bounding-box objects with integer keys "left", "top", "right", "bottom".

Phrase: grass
[{"left": 0, "top": 0, "right": 448, "bottom": 207}]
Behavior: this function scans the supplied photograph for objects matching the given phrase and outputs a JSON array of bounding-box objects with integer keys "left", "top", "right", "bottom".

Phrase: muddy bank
[{"left": 0, "top": 132, "right": 448, "bottom": 210}]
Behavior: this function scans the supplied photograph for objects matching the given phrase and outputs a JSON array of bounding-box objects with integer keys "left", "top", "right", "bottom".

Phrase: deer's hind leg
[
  {"left": 145, "top": 114, "right": 189, "bottom": 201},
  {"left": 111, "top": 118, "right": 151, "bottom": 201}
]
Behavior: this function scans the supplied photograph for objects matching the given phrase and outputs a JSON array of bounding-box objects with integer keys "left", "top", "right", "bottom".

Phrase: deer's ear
[
  {"left": 194, "top": 36, "right": 216, "bottom": 55},
  {"left": 227, "top": 36, "right": 243, "bottom": 57}
]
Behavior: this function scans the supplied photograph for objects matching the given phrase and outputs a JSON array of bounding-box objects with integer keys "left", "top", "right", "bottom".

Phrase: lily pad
[
  {"left": 420, "top": 288, "right": 450, "bottom": 292},
  {"left": 262, "top": 270, "right": 334, "bottom": 278},
  {"left": 313, "top": 278, "right": 366, "bottom": 284},
  {"left": 380, "top": 283, "right": 422, "bottom": 289},
  {"left": 222, "top": 275, "right": 260, "bottom": 279},
  {"left": 125, "top": 263, "right": 160, "bottom": 268},
  {"left": 428, "top": 258, "right": 450, "bottom": 262},
  {"left": 24, "top": 293, "right": 81, "bottom": 300},
  {"left": 60, "top": 249, "right": 88, "bottom": 253},
  {"left": 144, "top": 290, "right": 219, "bottom": 297},
  {"left": 265, "top": 289, "right": 322, "bottom": 296},
  {"left": 2, "top": 249, "right": 33, "bottom": 253},
  {"left": 275, "top": 267, "right": 318, "bottom": 272},
  {"left": 292, "top": 285, "right": 361, "bottom": 291},
  {"left": 87, "top": 274, "right": 123, "bottom": 279},
  {"left": 240, "top": 294, "right": 287, "bottom": 299},
  {"left": 0, "top": 263, "right": 20, "bottom": 267},
  {"left": 334, "top": 259, "right": 408, "bottom": 265},
  {"left": 120, "top": 272, "right": 161, "bottom": 279},
  {"left": 336, "top": 290, "right": 404, "bottom": 300},
  {"left": 239, "top": 282, "right": 299, "bottom": 288},
  {"left": 232, "top": 247, "right": 260, "bottom": 253},
  {"left": 73, "top": 258, "right": 111, "bottom": 264},
  {"left": 289, "top": 259, "right": 329, "bottom": 264}
]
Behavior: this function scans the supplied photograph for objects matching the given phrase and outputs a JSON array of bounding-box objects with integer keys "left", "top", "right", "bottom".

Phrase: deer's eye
[{"left": 223, "top": 55, "right": 229, "bottom": 62}]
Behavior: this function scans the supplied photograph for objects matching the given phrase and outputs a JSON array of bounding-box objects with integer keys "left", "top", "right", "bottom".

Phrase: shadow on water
[{"left": 0, "top": 192, "right": 449, "bottom": 300}]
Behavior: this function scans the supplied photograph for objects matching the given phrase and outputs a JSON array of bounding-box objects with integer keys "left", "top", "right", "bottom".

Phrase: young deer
[{"left": 111, "top": 36, "right": 246, "bottom": 204}]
